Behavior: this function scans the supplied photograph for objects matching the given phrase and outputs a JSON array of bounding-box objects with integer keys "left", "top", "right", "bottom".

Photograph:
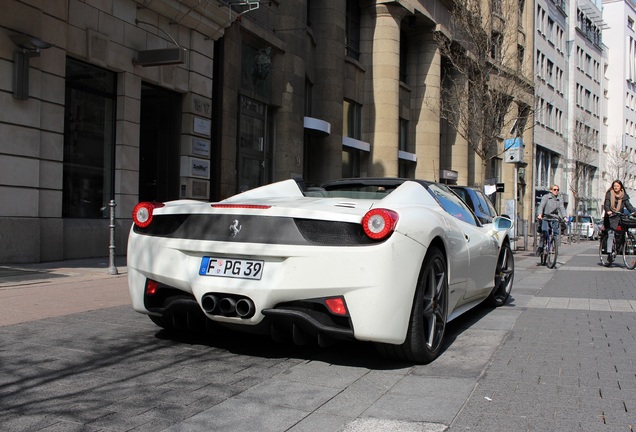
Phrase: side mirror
[{"left": 493, "top": 216, "right": 512, "bottom": 231}]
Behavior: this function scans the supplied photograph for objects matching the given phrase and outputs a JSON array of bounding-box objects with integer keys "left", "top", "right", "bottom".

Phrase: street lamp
[{"left": 10, "top": 33, "right": 52, "bottom": 100}]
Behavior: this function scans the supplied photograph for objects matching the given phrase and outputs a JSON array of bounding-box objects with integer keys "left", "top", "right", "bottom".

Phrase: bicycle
[
  {"left": 599, "top": 213, "right": 636, "bottom": 269},
  {"left": 538, "top": 214, "right": 561, "bottom": 268}
]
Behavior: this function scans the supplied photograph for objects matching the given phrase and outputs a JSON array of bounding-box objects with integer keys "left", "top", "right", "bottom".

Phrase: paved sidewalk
[
  {"left": 0, "top": 257, "right": 129, "bottom": 326},
  {"left": 1, "top": 241, "right": 635, "bottom": 431},
  {"left": 450, "top": 241, "right": 636, "bottom": 431}
]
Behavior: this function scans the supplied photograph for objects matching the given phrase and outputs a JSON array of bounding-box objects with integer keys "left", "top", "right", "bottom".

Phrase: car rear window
[{"left": 579, "top": 216, "right": 592, "bottom": 223}]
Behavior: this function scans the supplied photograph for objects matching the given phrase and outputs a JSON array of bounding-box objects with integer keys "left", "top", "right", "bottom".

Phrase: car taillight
[
  {"left": 132, "top": 202, "right": 164, "bottom": 228},
  {"left": 362, "top": 208, "right": 398, "bottom": 240}
]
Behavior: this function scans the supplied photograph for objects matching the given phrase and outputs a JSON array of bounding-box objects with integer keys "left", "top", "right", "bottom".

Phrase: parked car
[
  {"left": 449, "top": 185, "right": 500, "bottom": 224},
  {"left": 573, "top": 215, "right": 598, "bottom": 239},
  {"left": 594, "top": 217, "right": 604, "bottom": 235},
  {"left": 127, "top": 178, "right": 514, "bottom": 364}
]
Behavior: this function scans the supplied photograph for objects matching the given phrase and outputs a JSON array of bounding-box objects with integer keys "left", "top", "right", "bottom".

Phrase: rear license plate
[{"left": 199, "top": 257, "right": 264, "bottom": 280}]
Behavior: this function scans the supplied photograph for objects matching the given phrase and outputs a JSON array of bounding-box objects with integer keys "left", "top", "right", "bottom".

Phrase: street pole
[
  {"left": 513, "top": 164, "right": 518, "bottom": 251},
  {"left": 108, "top": 200, "right": 118, "bottom": 275}
]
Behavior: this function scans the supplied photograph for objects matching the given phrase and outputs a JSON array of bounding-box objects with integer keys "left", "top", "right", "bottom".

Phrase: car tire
[
  {"left": 486, "top": 242, "right": 514, "bottom": 307},
  {"left": 376, "top": 246, "right": 448, "bottom": 364}
]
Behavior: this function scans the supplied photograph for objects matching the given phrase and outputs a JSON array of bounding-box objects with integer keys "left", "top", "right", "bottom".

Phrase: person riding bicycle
[
  {"left": 603, "top": 180, "right": 636, "bottom": 262},
  {"left": 536, "top": 184, "right": 566, "bottom": 256}
]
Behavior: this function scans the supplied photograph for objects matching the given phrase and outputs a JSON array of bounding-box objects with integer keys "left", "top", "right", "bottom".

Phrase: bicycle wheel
[
  {"left": 546, "top": 236, "right": 558, "bottom": 268},
  {"left": 599, "top": 233, "right": 608, "bottom": 266},
  {"left": 624, "top": 234, "right": 636, "bottom": 270}
]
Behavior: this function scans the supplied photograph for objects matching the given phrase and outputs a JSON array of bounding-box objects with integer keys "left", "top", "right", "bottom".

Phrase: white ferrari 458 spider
[{"left": 127, "top": 178, "right": 514, "bottom": 364}]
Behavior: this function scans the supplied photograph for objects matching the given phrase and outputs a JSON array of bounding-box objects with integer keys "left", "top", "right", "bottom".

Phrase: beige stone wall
[
  {"left": 0, "top": 0, "right": 535, "bottom": 262},
  {"left": 0, "top": 0, "right": 214, "bottom": 262}
]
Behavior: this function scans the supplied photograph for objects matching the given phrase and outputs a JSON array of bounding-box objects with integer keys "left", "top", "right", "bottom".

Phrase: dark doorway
[
  {"left": 237, "top": 95, "right": 270, "bottom": 192},
  {"left": 139, "top": 84, "right": 182, "bottom": 202}
]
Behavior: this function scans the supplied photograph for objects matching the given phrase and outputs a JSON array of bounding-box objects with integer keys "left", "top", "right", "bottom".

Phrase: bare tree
[
  {"left": 604, "top": 139, "right": 634, "bottom": 190},
  {"left": 434, "top": 0, "right": 533, "bottom": 182},
  {"left": 568, "top": 114, "right": 598, "bottom": 219}
]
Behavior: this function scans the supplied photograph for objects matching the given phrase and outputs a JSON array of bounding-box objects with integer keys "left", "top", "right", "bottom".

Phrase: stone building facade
[{"left": 0, "top": 0, "right": 534, "bottom": 263}]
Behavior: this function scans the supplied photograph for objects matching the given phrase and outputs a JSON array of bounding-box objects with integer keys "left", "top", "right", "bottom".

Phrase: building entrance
[
  {"left": 238, "top": 95, "right": 269, "bottom": 192},
  {"left": 139, "top": 84, "right": 182, "bottom": 202}
]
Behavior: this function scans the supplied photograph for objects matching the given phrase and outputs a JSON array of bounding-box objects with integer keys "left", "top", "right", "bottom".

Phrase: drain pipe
[{"left": 107, "top": 200, "right": 118, "bottom": 275}]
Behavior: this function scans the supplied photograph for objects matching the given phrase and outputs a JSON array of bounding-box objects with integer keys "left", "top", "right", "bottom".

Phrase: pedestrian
[
  {"left": 536, "top": 185, "right": 566, "bottom": 256},
  {"left": 602, "top": 180, "right": 636, "bottom": 262}
]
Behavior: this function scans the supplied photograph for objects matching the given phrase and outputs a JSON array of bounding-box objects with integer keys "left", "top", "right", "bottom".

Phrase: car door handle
[{"left": 465, "top": 234, "right": 469, "bottom": 241}]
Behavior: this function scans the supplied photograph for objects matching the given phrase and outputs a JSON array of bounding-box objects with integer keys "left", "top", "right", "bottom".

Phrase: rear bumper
[{"left": 127, "top": 229, "right": 427, "bottom": 344}]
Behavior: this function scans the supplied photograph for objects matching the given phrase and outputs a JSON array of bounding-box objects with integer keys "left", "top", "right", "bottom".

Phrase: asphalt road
[{"left": 0, "top": 240, "right": 635, "bottom": 431}]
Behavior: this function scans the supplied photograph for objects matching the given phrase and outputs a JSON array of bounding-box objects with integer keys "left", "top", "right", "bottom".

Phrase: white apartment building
[
  {"left": 603, "top": 0, "right": 636, "bottom": 198},
  {"left": 535, "top": 0, "right": 606, "bottom": 218},
  {"left": 567, "top": 0, "right": 605, "bottom": 217},
  {"left": 534, "top": 0, "right": 570, "bottom": 213}
]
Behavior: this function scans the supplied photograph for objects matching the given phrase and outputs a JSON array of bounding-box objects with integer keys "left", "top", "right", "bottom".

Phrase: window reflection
[{"left": 63, "top": 58, "right": 116, "bottom": 218}]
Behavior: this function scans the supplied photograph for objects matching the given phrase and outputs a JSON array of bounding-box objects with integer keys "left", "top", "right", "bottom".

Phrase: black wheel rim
[
  {"left": 494, "top": 245, "right": 514, "bottom": 302},
  {"left": 422, "top": 256, "right": 447, "bottom": 351}
]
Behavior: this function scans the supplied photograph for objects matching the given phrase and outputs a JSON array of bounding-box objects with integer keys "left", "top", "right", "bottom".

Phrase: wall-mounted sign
[
  {"left": 180, "top": 156, "right": 210, "bottom": 179},
  {"left": 504, "top": 138, "right": 524, "bottom": 163},
  {"left": 193, "top": 117, "right": 211, "bottom": 137},
  {"left": 192, "top": 138, "right": 210, "bottom": 157},
  {"left": 440, "top": 169, "right": 458, "bottom": 181}
]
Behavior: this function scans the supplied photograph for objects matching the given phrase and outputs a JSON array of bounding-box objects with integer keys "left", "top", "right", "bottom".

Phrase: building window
[
  {"left": 343, "top": 99, "right": 364, "bottom": 177},
  {"left": 306, "top": 0, "right": 313, "bottom": 27},
  {"left": 517, "top": 44, "right": 524, "bottom": 72},
  {"left": 547, "top": 17, "right": 554, "bottom": 42},
  {"left": 343, "top": 99, "right": 361, "bottom": 139},
  {"left": 345, "top": 0, "right": 361, "bottom": 60},
  {"left": 63, "top": 58, "right": 116, "bottom": 218},
  {"left": 491, "top": 31, "right": 503, "bottom": 61},
  {"left": 400, "top": 30, "right": 408, "bottom": 83},
  {"left": 398, "top": 118, "right": 415, "bottom": 178},
  {"left": 493, "top": 0, "right": 502, "bottom": 15}
]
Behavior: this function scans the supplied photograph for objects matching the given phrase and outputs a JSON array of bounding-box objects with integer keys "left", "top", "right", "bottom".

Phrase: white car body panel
[{"left": 128, "top": 179, "right": 512, "bottom": 346}]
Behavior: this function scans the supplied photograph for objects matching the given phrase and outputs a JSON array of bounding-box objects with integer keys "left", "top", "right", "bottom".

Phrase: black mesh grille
[
  {"left": 294, "top": 219, "right": 376, "bottom": 245},
  {"left": 134, "top": 214, "right": 382, "bottom": 246}
]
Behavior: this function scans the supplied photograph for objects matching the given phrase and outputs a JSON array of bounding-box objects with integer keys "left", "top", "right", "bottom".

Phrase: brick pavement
[
  {"left": 449, "top": 243, "right": 636, "bottom": 431},
  {"left": 1, "top": 243, "right": 635, "bottom": 431}
]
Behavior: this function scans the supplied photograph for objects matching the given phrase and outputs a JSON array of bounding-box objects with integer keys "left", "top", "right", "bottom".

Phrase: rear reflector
[
  {"left": 325, "top": 297, "right": 348, "bottom": 316},
  {"left": 145, "top": 280, "right": 160, "bottom": 295}
]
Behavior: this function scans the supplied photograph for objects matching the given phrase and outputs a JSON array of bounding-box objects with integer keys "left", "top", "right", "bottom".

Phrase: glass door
[{"left": 238, "top": 96, "right": 268, "bottom": 192}]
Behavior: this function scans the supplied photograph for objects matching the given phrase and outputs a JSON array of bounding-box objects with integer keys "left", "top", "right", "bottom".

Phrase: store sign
[
  {"left": 192, "top": 138, "right": 210, "bottom": 157},
  {"left": 193, "top": 117, "right": 211, "bottom": 137},
  {"left": 181, "top": 156, "right": 210, "bottom": 179}
]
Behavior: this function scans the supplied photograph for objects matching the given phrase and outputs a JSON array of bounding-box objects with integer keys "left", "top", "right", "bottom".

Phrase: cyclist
[
  {"left": 536, "top": 184, "right": 566, "bottom": 259},
  {"left": 603, "top": 180, "right": 636, "bottom": 263}
]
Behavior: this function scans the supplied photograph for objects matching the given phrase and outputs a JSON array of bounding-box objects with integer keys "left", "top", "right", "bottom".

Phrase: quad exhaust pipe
[{"left": 201, "top": 293, "right": 255, "bottom": 319}]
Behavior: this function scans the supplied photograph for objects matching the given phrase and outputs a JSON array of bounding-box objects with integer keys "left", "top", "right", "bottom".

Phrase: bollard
[{"left": 108, "top": 200, "right": 118, "bottom": 275}]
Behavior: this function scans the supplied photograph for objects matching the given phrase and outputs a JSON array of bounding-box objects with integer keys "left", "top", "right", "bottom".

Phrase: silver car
[{"left": 573, "top": 215, "right": 598, "bottom": 239}]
